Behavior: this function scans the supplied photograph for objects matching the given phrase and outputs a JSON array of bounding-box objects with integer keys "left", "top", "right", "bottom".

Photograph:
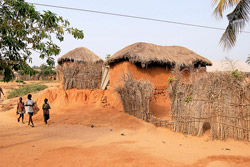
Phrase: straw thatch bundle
[
  {"left": 116, "top": 72, "right": 154, "bottom": 121},
  {"left": 57, "top": 47, "right": 103, "bottom": 90},
  {"left": 168, "top": 69, "right": 250, "bottom": 141},
  {"left": 105, "top": 42, "right": 212, "bottom": 68},
  {"left": 58, "top": 47, "right": 103, "bottom": 65}
]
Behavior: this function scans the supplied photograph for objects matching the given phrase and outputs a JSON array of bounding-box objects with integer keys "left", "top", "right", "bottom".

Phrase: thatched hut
[
  {"left": 103, "top": 42, "right": 212, "bottom": 120},
  {"left": 103, "top": 42, "right": 212, "bottom": 89},
  {"left": 57, "top": 47, "right": 103, "bottom": 90}
]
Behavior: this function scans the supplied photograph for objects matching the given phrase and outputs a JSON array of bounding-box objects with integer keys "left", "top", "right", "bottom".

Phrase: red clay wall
[
  {"left": 109, "top": 61, "right": 172, "bottom": 88},
  {"left": 109, "top": 61, "right": 172, "bottom": 120}
]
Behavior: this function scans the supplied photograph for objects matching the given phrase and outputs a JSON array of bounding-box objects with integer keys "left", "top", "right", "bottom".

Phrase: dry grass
[
  {"left": 105, "top": 42, "right": 212, "bottom": 68},
  {"left": 115, "top": 72, "right": 154, "bottom": 120},
  {"left": 58, "top": 47, "right": 103, "bottom": 65},
  {"left": 61, "top": 62, "right": 103, "bottom": 90}
]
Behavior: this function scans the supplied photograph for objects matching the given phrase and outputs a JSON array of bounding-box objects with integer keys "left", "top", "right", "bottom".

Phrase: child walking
[
  {"left": 17, "top": 97, "right": 25, "bottom": 123},
  {"left": 42, "top": 98, "right": 51, "bottom": 125},
  {"left": 25, "top": 94, "right": 34, "bottom": 127}
]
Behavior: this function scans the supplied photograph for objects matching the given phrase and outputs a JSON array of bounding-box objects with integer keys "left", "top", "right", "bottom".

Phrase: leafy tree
[
  {"left": 212, "top": 0, "right": 250, "bottom": 49},
  {"left": 39, "top": 63, "right": 56, "bottom": 76},
  {"left": 0, "top": 0, "right": 84, "bottom": 82},
  {"left": 105, "top": 54, "right": 111, "bottom": 60}
]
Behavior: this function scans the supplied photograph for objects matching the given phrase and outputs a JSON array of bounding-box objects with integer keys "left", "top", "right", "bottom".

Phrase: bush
[
  {"left": 15, "top": 80, "right": 25, "bottom": 84},
  {"left": 7, "top": 84, "right": 48, "bottom": 99},
  {"left": 40, "top": 64, "right": 56, "bottom": 76},
  {"left": 168, "top": 76, "right": 177, "bottom": 84},
  {"left": 230, "top": 69, "right": 243, "bottom": 81}
]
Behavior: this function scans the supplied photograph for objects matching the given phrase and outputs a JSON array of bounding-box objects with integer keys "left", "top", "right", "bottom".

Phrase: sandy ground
[{"left": 1, "top": 82, "right": 250, "bottom": 167}]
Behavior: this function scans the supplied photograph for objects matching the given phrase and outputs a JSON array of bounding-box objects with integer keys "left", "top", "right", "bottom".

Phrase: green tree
[
  {"left": 105, "top": 54, "right": 111, "bottom": 60},
  {"left": 212, "top": 0, "right": 250, "bottom": 49},
  {"left": 39, "top": 63, "right": 56, "bottom": 76},
  {"left": 0, "top": 0, "right": 84, "bottom": 82}
]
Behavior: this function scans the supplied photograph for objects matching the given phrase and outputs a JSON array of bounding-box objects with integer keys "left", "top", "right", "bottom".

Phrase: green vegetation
[
  {"left": 7, "top": 84, "right": 47, "bottom": 99},
  {"left": 17, "top": 68, "right": 39, "bottom": 76},
  {"left": 40, "top": 64, "right": 56, "bottom": 76},
  {"left": 231, "top": 69, "right": 243, "bottom": 81},
  {"left": 168, "top": 76, "right": 177, "bottom": 84},
  {"left": 15, "top": 80, "right": 26, "bottom": 84},
  {"left": 184, "top": 96, "right": 192, "bottom": 103},
  {"left": 105, "top": 54, "right": 111, "bottom": 60},
  {"left": 0, "top": 0, "right": 84, "bottom": 82}
]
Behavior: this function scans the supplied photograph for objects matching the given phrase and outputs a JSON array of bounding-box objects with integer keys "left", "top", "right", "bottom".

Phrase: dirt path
[
  {"left": 1, "top": 103, "right": 250, "bottom": 167},
  {"left": 1, "top": 82, "right": 250, "bottom": 167}
]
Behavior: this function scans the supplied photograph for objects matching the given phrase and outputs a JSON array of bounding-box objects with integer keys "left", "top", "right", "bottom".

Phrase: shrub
[
  {"left": 168, "top": 76, "right": 177, "bottom": 84},
  {"left": 230, "top": 69, "right": 243, "bottom": 81},
  {"left": 7, "top": 84, "right": 47, "bottom": 99},
  {"left": 15, "top": 80, "right": 25, "bottom": 83}
]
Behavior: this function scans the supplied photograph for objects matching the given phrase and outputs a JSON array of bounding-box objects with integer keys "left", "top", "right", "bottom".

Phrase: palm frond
[
  {"left": 220, "top": 0, "right": 250, "bottom": 49},
  {"left": 227, "top": 0, "right": 250, "bottom": 22},
  {"left": 220, "top": 23, "right": 237, "bottom": 48},
  {"left": 246, "top": 54, "right": 250, "bottom": 64},
  {"left": 212, "top": 0, "right": 240, "bottom": 18}
]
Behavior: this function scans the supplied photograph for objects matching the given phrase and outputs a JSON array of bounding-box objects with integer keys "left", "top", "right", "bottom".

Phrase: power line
[{"left": 29, "top": 2, "right": 250, "bottom": 34}]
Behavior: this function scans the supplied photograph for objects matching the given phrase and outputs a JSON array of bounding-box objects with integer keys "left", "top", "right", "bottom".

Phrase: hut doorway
[{"left": 202, "top": 122, "right": 211, "bottom": 135}]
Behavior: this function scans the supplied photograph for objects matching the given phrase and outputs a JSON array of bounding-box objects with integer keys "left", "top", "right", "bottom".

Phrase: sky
[{"left": 25, "top": 0, "right": 250, "bottom": 66}]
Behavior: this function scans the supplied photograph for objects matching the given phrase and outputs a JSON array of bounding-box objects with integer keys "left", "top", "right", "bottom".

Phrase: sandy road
[
  {"left": 1, "top": 81, "right": 250, "bottom": 167},
  {"left": 1, "top": 103, "right": 250, "bottom": 167}
]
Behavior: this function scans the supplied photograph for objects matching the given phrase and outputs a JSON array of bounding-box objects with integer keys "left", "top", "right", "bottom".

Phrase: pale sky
[{"left": 26, "top": 0, "right": 250, "bottom": 66}]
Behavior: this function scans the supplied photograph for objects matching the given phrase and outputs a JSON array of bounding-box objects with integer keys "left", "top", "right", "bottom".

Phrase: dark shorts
[
  {"left": 28, "top": 112, "right": 33, "bottom": 116},
  {"left": 44, "top": 114, "right": 50, "bottom": 120}
]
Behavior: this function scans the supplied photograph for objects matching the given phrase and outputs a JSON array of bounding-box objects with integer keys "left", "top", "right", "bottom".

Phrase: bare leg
[
  {"left": 28, "top": 114, "right": 34, "bottom": 127},
  {"left": 21, "top": 114, "right": 24, "bottom": 123},
  {"left": 18, "top": 114, "right": 21, "bottom": 122}
]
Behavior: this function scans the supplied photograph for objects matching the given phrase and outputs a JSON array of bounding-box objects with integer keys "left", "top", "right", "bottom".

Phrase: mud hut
[
  {"left": 103, "top": 42, "right": 212, "bottom": 89},
  {"left": 102, "top": 42, "right": 212, "bottom": 120},
  {"left": 58, "top": 47, "right": 103, "bottom": 90}
]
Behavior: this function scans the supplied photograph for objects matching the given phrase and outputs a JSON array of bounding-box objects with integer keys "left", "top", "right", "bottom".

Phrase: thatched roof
[
  {"left": 105, "top": 42, "right": 212, "bottom": 68},
  {"left": 58, "top": 47, "right": 103, "bottom": 65}
]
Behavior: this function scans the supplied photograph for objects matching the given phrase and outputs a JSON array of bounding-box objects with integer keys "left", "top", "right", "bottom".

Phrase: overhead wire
[{"left": 29, "top": 2, "right": 250, "bottom": 34}]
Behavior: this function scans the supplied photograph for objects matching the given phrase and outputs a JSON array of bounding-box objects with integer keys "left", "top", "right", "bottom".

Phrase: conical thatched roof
[
  {"left": 58, "top": 47, "right": 103, "bottom": 64},
  {"left": 105, "top": 42, "right": 212, "bottom": 68}
]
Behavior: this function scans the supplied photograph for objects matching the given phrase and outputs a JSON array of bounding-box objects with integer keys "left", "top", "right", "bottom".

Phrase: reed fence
[
  {"left": 168, "top": 70, "right": 250, "bottom": 141},
  {"left": 61, "top": 62, "right": 102, "bottom": 90},
  {"left": 116, "top": 73, "right": 172, "bottom": 128}
]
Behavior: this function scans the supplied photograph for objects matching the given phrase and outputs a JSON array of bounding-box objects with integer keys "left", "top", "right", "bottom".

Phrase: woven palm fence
[
  {"left": 116, "top": 73, "right": 154, "bottom": 121},
  {"left": 168, "top": 70, "right": 250, "bottom": 141},
  {"left": 62, "top": 62, "right": 102, "bottom": 90}
]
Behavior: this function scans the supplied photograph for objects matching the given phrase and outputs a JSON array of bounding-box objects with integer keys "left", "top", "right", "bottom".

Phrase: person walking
[
  {"left": 25, "top": 94, "right": 34, "bottom": 127},
  {"left": 0, "top": 87, "right": 4, "bottom": 100},
  {"left": 17, "top": 97, "right": 25, "bottom": 123},
  {"left": 42, "top": 98, "right": 51, "bottom": 125}
]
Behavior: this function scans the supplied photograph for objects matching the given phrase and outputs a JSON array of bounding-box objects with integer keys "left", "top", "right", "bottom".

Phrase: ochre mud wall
[
  {"left": 108, "top": 61, "right": 173, "bottom": 120},
  {"left": 36, "top": 88, "right": 123, "bottom": 112},
  {"left": 109, "top": 61, "right": 172, "bottom": 88}
]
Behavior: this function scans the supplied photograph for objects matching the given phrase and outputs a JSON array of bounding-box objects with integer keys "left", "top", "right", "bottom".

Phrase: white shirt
[{"left": 25, "top": 99, "right": 34, "bottom": 113}]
